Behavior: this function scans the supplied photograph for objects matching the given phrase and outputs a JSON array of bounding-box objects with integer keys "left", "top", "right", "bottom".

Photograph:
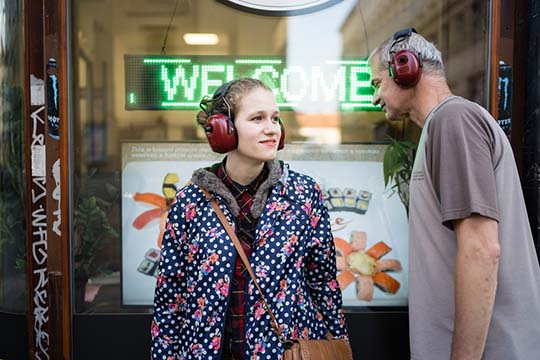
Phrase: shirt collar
[{"left": 216, "top": 158, "right": 269, "bottom": 195}]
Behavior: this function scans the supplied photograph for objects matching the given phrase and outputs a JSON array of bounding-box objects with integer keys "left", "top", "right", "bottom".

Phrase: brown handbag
[{"left": 200, "top": 188, "right": 353, "bottom": 360}]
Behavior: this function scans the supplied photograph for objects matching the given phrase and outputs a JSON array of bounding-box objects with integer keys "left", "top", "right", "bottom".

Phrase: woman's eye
[
  {"left": 252, "top": 116, "right": 262, "bottom": 121},
  {"left": 272, "top": 117, "right": 280, "bottom": 123}
]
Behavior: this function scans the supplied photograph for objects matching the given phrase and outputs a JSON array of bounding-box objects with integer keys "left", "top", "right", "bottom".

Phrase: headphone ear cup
[
  {"left": 204, "top": 113, "right": 237, "bottom": 154},
  {"left": 278, "top": 121, "right": 285, "bottom": 150},
  {"left": 390, "top": 49, "right": 422, "bottom": 88}
]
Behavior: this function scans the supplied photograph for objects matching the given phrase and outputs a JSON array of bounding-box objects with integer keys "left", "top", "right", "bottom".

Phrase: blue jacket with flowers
[{"left": 151, "top": 161, "right": 348, "bottom": 360}]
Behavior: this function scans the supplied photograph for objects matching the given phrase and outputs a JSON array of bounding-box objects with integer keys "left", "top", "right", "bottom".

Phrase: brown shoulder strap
[{"left": 199, "top": 187, "right": 284, "bottom": 340}]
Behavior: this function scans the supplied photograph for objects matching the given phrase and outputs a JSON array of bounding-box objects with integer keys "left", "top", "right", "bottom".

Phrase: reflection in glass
[
  {"left": 72, "top": 0, "right": 488, "bottom": 313},
  {"left": 0, "top": 0, "right": 27, "bottom": 313}
]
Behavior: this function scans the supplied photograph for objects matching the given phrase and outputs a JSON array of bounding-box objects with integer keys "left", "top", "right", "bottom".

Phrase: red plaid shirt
[{"left": 217, "top": 162, "right": 268, "bottom": 359}]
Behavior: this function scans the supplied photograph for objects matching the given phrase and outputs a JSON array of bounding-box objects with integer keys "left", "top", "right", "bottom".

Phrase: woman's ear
[{"left": 278, "top": 119, "right": 285, "bottom": 150}]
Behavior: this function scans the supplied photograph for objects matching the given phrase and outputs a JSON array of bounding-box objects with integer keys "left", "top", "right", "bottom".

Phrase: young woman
[{"left": 151, "top": 78, "right": 349, "bottom": 359}]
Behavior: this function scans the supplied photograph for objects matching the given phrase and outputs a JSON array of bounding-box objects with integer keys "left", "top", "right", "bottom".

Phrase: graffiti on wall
[
  {"left": 30, "top": 69, "right": 50, "bottom": 358},
  {"left": 52, "top": 159, "right": 61, "bottom": 236},
  {"left": 29, "top": 101, "right": 50, "bottom": 359}
]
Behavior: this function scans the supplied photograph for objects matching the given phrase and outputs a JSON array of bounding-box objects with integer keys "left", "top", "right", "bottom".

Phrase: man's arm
[{"left": 451, "top": 214, "right": 500, "bottom": 360}]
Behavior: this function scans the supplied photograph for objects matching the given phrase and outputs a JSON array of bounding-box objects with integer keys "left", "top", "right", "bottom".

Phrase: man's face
[{"left": 370, "top": 59, "right": 411, "bottom": 121}]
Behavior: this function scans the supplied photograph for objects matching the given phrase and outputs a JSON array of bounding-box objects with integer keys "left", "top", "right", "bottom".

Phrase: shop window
[
  {"left": 0, "top": 0, "right": 27, "bottom": 313},
  {"left": 72, "top": 0, "right": 488, "bottom": 313}
]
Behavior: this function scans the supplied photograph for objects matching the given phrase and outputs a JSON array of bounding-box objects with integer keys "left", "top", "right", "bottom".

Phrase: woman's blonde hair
[{"left": 196, "top": 78, "right": 272, "bottom": 126}]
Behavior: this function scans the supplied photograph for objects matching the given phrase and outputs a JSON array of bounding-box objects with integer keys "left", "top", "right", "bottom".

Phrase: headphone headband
[
  {"left": 200, "top": 79, "right": 236, "bottom": 120},
  {"left": 390, "top": 28, "right": 417, "bottom": 54},
  {"left": 212, "top": 80, "right": 235, "bottom": 100},
  {"left": 393, "top": 28, "right": 417, "bottom": 41}
]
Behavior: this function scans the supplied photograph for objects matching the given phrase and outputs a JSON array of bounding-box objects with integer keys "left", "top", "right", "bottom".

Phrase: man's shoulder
[
  {"left": 435, "top": 96, "right": 487, "bottom": 119},
  {"left": 429, "top": 96, "right": 495, "bottom": 135}
]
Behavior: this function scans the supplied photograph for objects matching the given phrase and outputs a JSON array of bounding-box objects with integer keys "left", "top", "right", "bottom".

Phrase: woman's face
[{"left": 230, "top": 87, "right": 281, "bottom": 165}]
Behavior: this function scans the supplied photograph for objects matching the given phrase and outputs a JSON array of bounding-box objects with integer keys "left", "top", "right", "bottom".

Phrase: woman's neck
[{"left": 224, "top": 154, "right": 265, "bottom": 186}]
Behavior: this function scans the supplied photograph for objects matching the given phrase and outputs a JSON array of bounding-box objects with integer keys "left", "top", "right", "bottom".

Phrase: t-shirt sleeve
[{"left": 426, "top": 102, "right": 500, "bottom": 230}]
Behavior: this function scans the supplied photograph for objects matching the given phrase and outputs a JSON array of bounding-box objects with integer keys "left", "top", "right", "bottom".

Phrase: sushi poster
[
  {"left": 281, "top": 144, "right": 409, "bottom": 307},
  {"left": 121, "top": 143, "right": 408, "bottom": 306}
]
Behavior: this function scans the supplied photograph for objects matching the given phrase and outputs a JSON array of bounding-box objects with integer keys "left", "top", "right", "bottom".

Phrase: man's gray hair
[{"left": 370, "top": 31, "right": 445, "bottom": 77}]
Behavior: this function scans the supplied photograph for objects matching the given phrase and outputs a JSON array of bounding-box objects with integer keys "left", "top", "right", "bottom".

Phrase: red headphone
[
  {"left": 200, "top": 80, "right": 285, "bottom": 154},
  {"left": 388, "top": 28, "right": 422, "bottom": 88}
]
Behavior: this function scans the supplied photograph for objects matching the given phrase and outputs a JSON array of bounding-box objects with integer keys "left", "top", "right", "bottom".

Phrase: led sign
[{"left": 124, "top": 55, "right": 379, "bottom": 111}]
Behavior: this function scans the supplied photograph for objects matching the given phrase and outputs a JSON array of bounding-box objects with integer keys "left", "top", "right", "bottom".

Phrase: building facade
[{"left": 0, "top": 0, "right": 538, "bottom": 359}]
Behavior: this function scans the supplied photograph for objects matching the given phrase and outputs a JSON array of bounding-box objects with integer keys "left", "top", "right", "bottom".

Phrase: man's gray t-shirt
[{"left": 409, "top": 96, "right": 540, "bottom": 359}]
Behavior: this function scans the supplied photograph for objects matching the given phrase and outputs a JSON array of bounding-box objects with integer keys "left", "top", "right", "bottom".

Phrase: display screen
[{"left": 124, "top": 55, "right": 378, "bottom": 111}]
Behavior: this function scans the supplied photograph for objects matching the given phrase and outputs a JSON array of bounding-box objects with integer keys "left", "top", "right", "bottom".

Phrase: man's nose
[{"left": 372, "top": 90, "right": 381, "bottom": 106}]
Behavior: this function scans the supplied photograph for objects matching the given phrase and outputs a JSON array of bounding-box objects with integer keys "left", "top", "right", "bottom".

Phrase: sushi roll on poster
[{"left": 121, "top": 143, "right": 408, "bottom": 307}]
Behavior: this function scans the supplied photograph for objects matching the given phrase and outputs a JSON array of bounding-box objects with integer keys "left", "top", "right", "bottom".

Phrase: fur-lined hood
[{"left": 191, "top": 159, "right": 285, "bottom": 218}]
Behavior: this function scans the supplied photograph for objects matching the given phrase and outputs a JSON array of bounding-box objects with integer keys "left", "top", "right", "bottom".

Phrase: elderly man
[{"left": 369, "top": 28, "right": 540, "bottom": 360}]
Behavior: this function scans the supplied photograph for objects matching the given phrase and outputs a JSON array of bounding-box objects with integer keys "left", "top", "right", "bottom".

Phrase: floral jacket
[{"left": 151, "top": 160, "right": 348, "bottom": 360}]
